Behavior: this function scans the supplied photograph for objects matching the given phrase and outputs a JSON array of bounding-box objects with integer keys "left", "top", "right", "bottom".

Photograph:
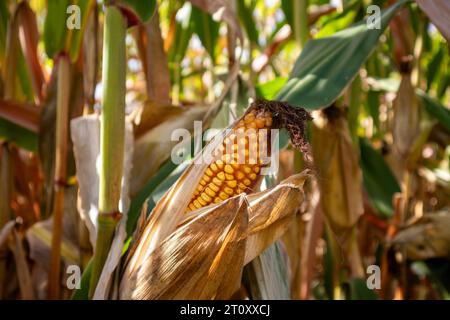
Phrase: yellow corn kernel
[
  {"left": 205, "top": 187, "right": 216, "bottom": 198},
  {"left": 236, "top": 171, "right": 245, "bottom": 180},
  {"left": 197, "top": 196, "right": 207, "bottom": 206},
  {"left": 226, "top": 180, "right": 237, "bottom": 188},
  {"left": 225, "top": 173, "right": 234, "bottom": 180},
  {"left": 186, "top": 108, "right": 273, "bottom": 212},
  {"left": 212, "top": 177, "right": 223, "bottom": 186},
  {"left": 224, "top": 187, "right": 234, "bottom": 195},
  {"left": 193, "top": 200, "right": 202, "bottom": 209},
  {"left": 205, "top": 168, "right": 214, "bottom": 176},
  {"left": 219, "top": 192, "right": 229, "bottom": 200}
]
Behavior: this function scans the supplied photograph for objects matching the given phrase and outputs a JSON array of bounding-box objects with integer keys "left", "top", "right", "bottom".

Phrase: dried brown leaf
[
  {"left": 120, "top": 195, "right": 248, "bottom": 299},
  {"left": 417, "top": 0, "right": 450, "bottom": 43},
  {"left": 393, "top": 75, "right": 420, "bottom": 157},
  {"left": 312, "top": 108, "right": 364, "bottom": 233}
]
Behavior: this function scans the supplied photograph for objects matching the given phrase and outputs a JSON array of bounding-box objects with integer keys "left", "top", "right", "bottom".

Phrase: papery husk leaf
[
  {"left": 26, "top": 219, "right": 80, "bottom": 266},
  {"left": 121, "top": 171, "right": 310, "bottom": 299},
  {"left": 120, "top": 194, "right": 248, "bottom": 299},
  {"left": 82, "top": 4, "right": 98, "bottom": 111},
  {"left": 312, "top": 108, "right": 364, "bottom": 233},
  {"left": 392, "top": 75, "right": 420, "bottom": 158},
  {"left": 124, "top": 132, "right": 222, "bottom": 276},
  {"left": 243, "top": 242, "right": 291, "bottom": 300},
  {"left": 244, "top": 172, "right": 309, "bottom": 264},
  {"left": 25, "top": 186, "right": 81, "bottom": 268}
]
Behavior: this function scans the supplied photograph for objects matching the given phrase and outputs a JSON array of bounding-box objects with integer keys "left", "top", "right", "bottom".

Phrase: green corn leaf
[
  {"left": 237, "top": 0, "right": 259, "bottom": 45},
  {"left": 426, "top": 43, "right": 444, "bottom": 91},
  {"left": 67, "top": 0, "right": 95, "bottom": 62},
  {"left": 191, "top": 6, "right": 219, "bottom": 61},
  {"left": 276, "top": 0, "right": 410, "bottom": 110},
  {"left": 44, "top": 0, "right": 71, "bottom": 58},
  {"left": 0, "top": 0, "right": 8, "bottom": 63},
  {"left": 0, "top": 119, "right": 38, "bottom": 151},
  {"left": 71, "top": 259, "right": 93, "bottom": 300},
  {"left": 256, "top": 77, "right": 288, "bottom": 100},
  {"left": 345, "top": 278, "right": 379, "bottom": 300},
  {"left": 417, "top": 89, "right": 450, "bottom": 133}
]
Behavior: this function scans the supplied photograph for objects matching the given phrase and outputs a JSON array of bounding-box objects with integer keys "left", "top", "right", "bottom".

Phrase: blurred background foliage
[{"left": 0, "top": 0, "right": 449, "bottom": 300}]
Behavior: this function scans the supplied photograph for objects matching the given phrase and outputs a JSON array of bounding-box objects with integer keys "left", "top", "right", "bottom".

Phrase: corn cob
[{"left": 187, "top": 109, "right": 273, "bottom": 212}]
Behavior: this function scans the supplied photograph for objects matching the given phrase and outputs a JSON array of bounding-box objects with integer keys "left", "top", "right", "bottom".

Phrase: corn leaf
[
  {"left": 276, "top": 0, "right": 409, "bottom": 110},
  {"left": 237, "top": 0, "right": 259, "bottom": 45},
  {"left": 191, "top": 6, "right": 220, "bottom": 61},
  {"left": 66, "top": 0, "right": 95, "bottom": 62}
]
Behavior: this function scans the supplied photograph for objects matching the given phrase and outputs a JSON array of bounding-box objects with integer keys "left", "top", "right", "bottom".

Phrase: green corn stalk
[{"left": 89, "top": 5, "right": 126, "bottom": 299}]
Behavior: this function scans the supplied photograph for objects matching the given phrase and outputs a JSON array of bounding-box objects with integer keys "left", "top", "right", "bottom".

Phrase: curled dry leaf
[{"left": 311, "top": 107, "right": 364, "bottom": 234}]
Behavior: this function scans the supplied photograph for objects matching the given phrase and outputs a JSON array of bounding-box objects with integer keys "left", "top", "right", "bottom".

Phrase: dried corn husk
[
  {"left": 130, "top": 103, "right": 208, "bottom": 196},
  {"left": 120, "top": 172, "right": 310, "bottom": 299},
  {"left": 119, "top": 100, "right": 311, "bottom": 299},
  {"left": 311, "top": 107, "right": 364, "bottom": 234}
]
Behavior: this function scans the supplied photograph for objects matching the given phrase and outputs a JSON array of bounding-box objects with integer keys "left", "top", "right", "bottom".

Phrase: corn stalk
[
  {"left": 89, "top": 5, "right": 126, "bottom": 298},
  {"left": 48, "top": 54, "right": 71, "bottom": 299}
]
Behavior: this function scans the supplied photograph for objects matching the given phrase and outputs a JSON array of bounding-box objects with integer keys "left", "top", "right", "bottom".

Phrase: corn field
[{"left": 0, "top": 0, "right": 449, "bottom": 301}]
